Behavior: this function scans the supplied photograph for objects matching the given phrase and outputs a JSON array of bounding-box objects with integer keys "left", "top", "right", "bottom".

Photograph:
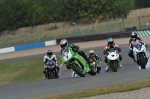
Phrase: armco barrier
[
  {"left": 0, "top": 30, "right": 149, "bottom": 54},
  {"left": 0, "top": 47, "right": 15, "bottom": 54},
  {"left": 0, "top": 40, "right": 57, "bottom": 54},
  {"left": 14, "top": 42, "right": 45, "bottom": 51},
  {"left": 45, "top": 40, "right": 57, "bottom": 46},
  {"left": 56, "top": 31, "right": 131, "bottom": 44}
]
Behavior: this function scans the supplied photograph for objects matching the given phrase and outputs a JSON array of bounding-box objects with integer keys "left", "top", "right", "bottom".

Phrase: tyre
[
  {"left": 88, "top": 71, "right": 96, "bottom": 76},
  {"left": 50, "top": 71, "right": 55, "bottom": 79},
  {"left": 72, "top": 64, "right": 85, "bottom": 77},
  {"left": 47, "top": 71, "right": 50, "bottom": 79},
  {"left": 139, "top": 54, "right": 146, "bottom": 69},
  {"left": 111, "top": 61, "right": 118, "bottom": 72}
]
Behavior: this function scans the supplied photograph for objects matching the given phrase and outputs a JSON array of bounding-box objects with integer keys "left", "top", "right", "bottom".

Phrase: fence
[{"left": 0, "top": 9, "right": 150, "bottom": 48}]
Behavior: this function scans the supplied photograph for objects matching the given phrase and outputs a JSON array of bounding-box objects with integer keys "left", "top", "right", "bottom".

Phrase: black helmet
[
  {"left": 107, "top": 38, "right": 114, "bottom": 45},
  {"left": 131, "top": 31, "right": 137, "bottom": 39},
  {"left": 47, "top": 49, "right": 53, "bottom": 56}
]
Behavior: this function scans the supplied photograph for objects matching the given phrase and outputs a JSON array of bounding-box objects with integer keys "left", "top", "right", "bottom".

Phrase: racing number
[{"left": 66, "top": 55, "right": 68, "bottom": 59}]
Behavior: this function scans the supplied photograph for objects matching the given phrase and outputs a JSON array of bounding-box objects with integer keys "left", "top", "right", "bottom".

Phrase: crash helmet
[
  {"left": 47, "top": 49, "right": 53, "bottom": 56},
  {"left": 107, "top": 38, "right": 114, "bottom": 45},
  {"left": 131, "top": 31, "right": 137, "bottom": 40},
  {"left": 89, "top": 50, "right": 95, "bottom": 57},
  {"left": 60, "top": 39, "right": 68, "bottom": 48}
]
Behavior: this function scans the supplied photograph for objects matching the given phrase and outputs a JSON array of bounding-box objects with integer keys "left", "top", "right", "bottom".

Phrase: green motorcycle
[
  {"left": 61, "top": 47, "right": 96, "bottom": 77},
  {"left": 107, "top": 48, "right": 121, "bottom": 72}
]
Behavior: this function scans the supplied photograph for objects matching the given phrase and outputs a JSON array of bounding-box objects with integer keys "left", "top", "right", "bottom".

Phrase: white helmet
[{"left": 60, "top": 39, "right": 68, "bottom": 48}]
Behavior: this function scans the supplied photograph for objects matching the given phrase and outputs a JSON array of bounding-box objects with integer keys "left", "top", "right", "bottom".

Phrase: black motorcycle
[{"left": 45, "top": 60, "right": 59, "bottom": 79}]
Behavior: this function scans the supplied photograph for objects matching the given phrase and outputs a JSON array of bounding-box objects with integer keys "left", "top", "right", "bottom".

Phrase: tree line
[{"left": 0, "top": 0, "right": 149, "bottom": 32}]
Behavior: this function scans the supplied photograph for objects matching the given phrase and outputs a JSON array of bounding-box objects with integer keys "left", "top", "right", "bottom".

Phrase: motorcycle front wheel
[{"left": 72, "top": 63, "right": 85, "bottom": 77}]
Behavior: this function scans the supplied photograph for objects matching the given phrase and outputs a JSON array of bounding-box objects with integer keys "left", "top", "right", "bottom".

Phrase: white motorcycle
[{"left": 133, "top": 43, "right": 149, "bottom": 69}]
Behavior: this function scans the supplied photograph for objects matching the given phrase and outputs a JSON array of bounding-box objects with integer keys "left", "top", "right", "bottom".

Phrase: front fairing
[
  {"left": 107, "top": 49, "right": 120, "bottom": 69},
  {"left": 133, "top": 43, "right": 146, "bottom": 54},
  {"left": 133, "top": 43, "right": 147, "bottom": 61},
  {"left": 107, "top": 50, "right": 119, "bottom": 60},
  {"left": 61, "top": 47, "right": 89, "bottom": 72},
  {"left": 62, "top": 48, "right": 74, "bottom": 63}
]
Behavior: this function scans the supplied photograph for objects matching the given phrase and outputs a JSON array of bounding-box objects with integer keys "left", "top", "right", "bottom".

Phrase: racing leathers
[
  {"left": 128, "top": 37, "right": 145, "bottom": 62},
  {"left": 61, "top": 43, "right": 90, "bottom": 67},
  {"left": 61, "top": 43, "right": 90, "bottom": 77},
  {"left": 43, "top": 54, "right": 59, "bottom": 78},
  {"left": 88, "top": 54, "right": 102, "bottom": 74},
  {"left": 103, "top": 43, "right": 122, "bottom": 73}
]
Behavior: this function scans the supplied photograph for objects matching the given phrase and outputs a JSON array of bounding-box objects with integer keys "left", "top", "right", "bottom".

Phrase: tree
[
  {"left": 134, "top": 0, "right": 150, "bottom": 9},
  {"left": 63, "top": 0, "right": 134, "bottom": 22}
]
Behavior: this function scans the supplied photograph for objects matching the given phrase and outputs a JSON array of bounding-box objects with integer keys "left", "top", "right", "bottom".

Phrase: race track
[{"left": 0, "top": 47, "right": 150, "bottom": 99}]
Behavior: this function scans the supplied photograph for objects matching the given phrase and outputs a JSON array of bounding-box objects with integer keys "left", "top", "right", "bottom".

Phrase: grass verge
[
  {"left": 0, "top": 57, "right": 61, "bottom": 84},
  {"left": 35, "top": 79, "right": 150, "bottom": 99}
]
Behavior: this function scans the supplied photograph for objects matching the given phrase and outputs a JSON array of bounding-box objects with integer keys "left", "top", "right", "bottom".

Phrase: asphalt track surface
[{"left": 0, "top": 47, "right": 150, "bottom": 99}]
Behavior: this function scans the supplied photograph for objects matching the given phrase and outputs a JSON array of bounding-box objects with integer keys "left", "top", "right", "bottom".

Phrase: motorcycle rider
[
  {"left": 60, "top": 39, "right": 90, "bottom": 67},
  {"left": 128, "top": 31, "right": 146, "bottom": 62},
  {"left": 88, "top": 50, "right": 102, "bottom": 74},
  {"left": 60, "top": 39, "right": 90, "bottom": 77},
  {"left": 103, "top": 38, "right": 122, "bottom": 73},
  {"left": 43, "top": 49, "right": 59, "bottom": 78}
]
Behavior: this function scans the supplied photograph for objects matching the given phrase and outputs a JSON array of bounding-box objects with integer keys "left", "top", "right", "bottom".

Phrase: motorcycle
[
  {"left": 61, "top": 47, "right": 96, "bottom": 77},
  {"left": 107, "top": 48, "right": 121, "bottom": 72},
  {"left": 133, "top": 42, "right": 149, "bottom": 69},
  {"left": 45, "top": 60, "right": 59, "bottom": 79},
  {"left": 89, "top": 58, "right": 102, "bottom": 74}
]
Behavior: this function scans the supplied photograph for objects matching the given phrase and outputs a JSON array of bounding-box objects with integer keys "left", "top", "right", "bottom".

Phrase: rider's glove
[
  {"left": 56, "top": 64, "right": 58, "bottom": 67},
  {"left": 104, "top": 55, "right": 107, "bottom": 58},
  {"left": 43, "top": 65, "right": 47, "bottom": 68}
]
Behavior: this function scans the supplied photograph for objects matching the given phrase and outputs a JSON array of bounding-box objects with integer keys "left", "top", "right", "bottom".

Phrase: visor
[
  {"left": 60, "top": 43, "right": 67, "bottom": 48},
  {"left": 90, "top": 53, "right": 94, "bottom": 56}
]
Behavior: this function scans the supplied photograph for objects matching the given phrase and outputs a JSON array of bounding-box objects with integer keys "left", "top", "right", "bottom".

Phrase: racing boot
[
  {"left": 104, "top": 66, "right": 109, "bottom": 73},
  {"left": 120, "top": 64, "right": 123, "bottom": 68},
  {"left": 56, "top": 71, "right": 59, "bottom": 78},
  {"left": 97, "top": 67, "right": 101, "bottom": 74},
  {"left": 139, "top": 66, "right": 141, "bottom": 69},
  {"left": 72, "top": 71, "right": 77, "bottom": 77},
  {"left": 56, "top": 66, "right": 60, "bottom": 73},
  {"left": 55, "top": 67, "right": 59, "bottom": 78}
]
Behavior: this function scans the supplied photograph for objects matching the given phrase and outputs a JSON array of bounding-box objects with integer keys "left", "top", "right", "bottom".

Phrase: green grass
[
  {"left": 0, "top": 58, "right": 43, "bottom": 84},
  {"left": 0, "top": 57, "right": 61, "bottom": 84}
]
